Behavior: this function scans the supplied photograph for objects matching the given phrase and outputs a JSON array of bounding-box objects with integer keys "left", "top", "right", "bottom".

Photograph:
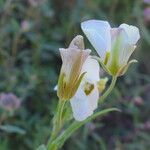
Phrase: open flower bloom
[
  {"left": 70, "top": 56, "right": 100, "bottom": 121},
  {"left": 57, "top": 35, "right": 91, "bottom": 100},
  {"left": 81, "top": 20, "right": 140, "bottom": 76}
]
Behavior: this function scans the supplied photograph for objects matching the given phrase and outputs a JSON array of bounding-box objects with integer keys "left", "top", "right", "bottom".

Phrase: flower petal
[
  {"left": 118, "top": 44, "right": 135, "bottom": 67},
  {"left": 70, "top": 88, "right": 92, "bottom": 121},
  {"left": 81, "top": 20, "right": 111, "bottom": 60},
  {"left": 59, "top": 36, "right": 91, "bottom": 81},
  {"left": 70, "top": 56, "right": 100, "bottom": 121},
  {"left": 69, "top": 35, "right": 85, "bottom": 50},
  {"left": 108, "top": 28, "right": 136, "bottom": 71},
  {"left": 70, "top": 83, "right": 99, "bottom": 121},
  {"left": 119, "top": 23, "right": 140, "bottom": 45},
  {"left": 88, "top": 84, "right": 99, "bottom": 112},
  {"left": 81, "top": 56, "right": 100, "bottom": 82},
  {"left": 54, "top": 85, "right": 58, "bottom": 91},
  {"left": 106, "top": 28, "right": 125, "bottom": 75}
]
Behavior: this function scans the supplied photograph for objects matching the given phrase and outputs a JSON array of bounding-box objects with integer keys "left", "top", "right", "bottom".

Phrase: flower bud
[{"left": 57, "top": 35, "right": 91, "bottom": 100}]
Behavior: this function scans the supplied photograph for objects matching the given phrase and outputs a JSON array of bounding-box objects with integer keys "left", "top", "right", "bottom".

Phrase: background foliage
[{"left": 0, "top": 0, "right": 150, "bottom": 150}]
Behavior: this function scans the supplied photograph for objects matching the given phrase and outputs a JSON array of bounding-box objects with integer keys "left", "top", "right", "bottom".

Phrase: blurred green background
[{"left": 0, "top": 0, "right": 150, "bottom": 150}]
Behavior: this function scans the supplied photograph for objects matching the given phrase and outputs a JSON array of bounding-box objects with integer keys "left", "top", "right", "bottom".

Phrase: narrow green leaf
[
  {"left": 54, "top": 108, "right": 120, "bottom": 148},
  {"left": 0, "top": 124, "right": 26, "bottom": 135}
]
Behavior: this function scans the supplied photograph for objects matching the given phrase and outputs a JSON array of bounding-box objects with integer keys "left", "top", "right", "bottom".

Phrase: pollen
[
  {"left": 84, "top": 82, "right": 94, "bottom": 95},
  {"left": 97, "top": 78, "right": 108, "bottom": 92}
]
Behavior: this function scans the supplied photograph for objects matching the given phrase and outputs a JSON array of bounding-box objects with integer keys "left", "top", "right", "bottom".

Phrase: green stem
[
  {"left": 99, "top": 76, "right": 117, "bottom": 103},
  {"left": 47, "top": 100, "right": 66, "bottom": 150}
]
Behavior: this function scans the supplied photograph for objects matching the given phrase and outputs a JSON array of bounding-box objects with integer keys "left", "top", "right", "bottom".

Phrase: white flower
[
  {"left": 57, "top": 35, "right": 91, "bottom": 100},
  {"left": 70, "top": 56, "right": 100, "bottom": 121},
  {"left": 81, "top": 20, "right": 140, "bottom": 76}
]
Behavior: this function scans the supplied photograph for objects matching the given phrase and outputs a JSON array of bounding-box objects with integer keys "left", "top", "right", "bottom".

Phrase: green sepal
[
  {"left": 62, "top": 102, "right": 73, "bottom": 122},
  {"left": 57, "top": 73, "right": 65, "bottom": 100},
  {"left": 57, "top": 72, "right": 86, "bottom": 101},
  {"left": 68, "top": 72, "right": 86, "bottom": 99},
  {"left": 92, "top": 56, "right": 110, "bottom": 74},
  {"left": 117, "top": 59, "right": 138, "bottom": 76}
]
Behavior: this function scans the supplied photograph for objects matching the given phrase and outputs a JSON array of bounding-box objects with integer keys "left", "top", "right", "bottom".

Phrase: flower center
[{"left": 84, "top": 82, "right": 94, "bottom": 95}]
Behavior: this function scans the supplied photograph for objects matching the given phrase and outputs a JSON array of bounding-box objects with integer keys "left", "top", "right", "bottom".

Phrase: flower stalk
[
  {"left": 99, "top": 76, "right": 117, "bottom": 103},
  {"left": 47, "top": 100, "right": 66, "bottom": 150}
]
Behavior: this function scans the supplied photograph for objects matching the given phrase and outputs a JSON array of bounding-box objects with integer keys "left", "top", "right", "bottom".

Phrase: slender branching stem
[
  {"left": 47, "top": 100, "right": 66, "bottom": 150},
  {"left": 99, "top": 76, "right": 117, "bottom": 103}
]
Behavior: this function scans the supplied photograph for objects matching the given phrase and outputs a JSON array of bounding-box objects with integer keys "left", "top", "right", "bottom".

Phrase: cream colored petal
[
  {"left": 59, "top": 38, "right": 91, "bottom": 80},
  {"left": 54, "top": 85, "right": 58, "bottom": 91},
  {"left": 88, "top": 84, "right": 99, "bottom": 112},
  {"left": 69, "top": 35, "right": 85, "bottom": 50},
  {"left": 70, "top": 83, "right": 99, "bottom": 121},
  {"left": 108, "top": 28, "right": 136, "bottom": 69},
  {"left": 70, "top": 88, "right": 93, "bottom": 121},
  {"left": 119, "top": 23, "right": 140, "bottom": 45},
  {"left": 107, "top": 28, "right": 125, "bottom": 69},
  {"left": 81, "top": 20, "right": 111, "bottom": 60},
  {"left": 59, "top": 48, "right": 76, "bottom": 77},
  {"left": 59, "top": 35, "right": 89, "bottom": 65},
  {"left": 110, "top": 28, "right": 123, "bottom": 44},
  {"left": 118, "top": 44, "right": 135, "bottom": 67},
  {"left": 70, "top": 56, "right": 100, "bottom": 121},
  {"left": 81, "top": 56, "right": 100, "bottom": 82}
]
